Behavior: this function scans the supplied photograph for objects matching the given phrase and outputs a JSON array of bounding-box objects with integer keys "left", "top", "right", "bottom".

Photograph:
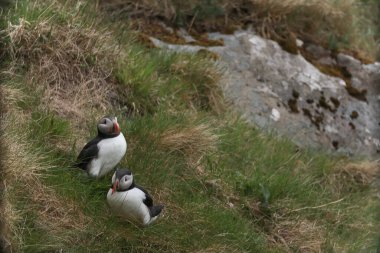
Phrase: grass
[
  {"left": 1, "top": 0, "right": 379, "bottom": 252},
  {"left": 101, "top": 0, "right": 380, "bottom": 61}
]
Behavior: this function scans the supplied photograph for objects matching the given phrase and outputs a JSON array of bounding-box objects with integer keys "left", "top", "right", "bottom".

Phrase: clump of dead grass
[
  {"left": 1, "top": 112, "right": 91, "bottom": 251},
  {"left": 4, "top": 15, "right": 121, "bottom": 121},
  {"left": 242, "top": 197, "right": 327, "bottom": 252},
  {"left": 269, "top": 218, "right": 326, "bottom": 253},
  {"left": 160, "top": 123, "right": 218, "bottom": 166},
  {"left": 328, "top": 161, "right": 380, "bottom": 194},
  {"left": 0, "top": 193, "right": 22, "bottom": 253},
  {"left": 101, "top": 0, "right": 379, "bottom": 59},
  {"left": 192, "top": 244, "right": 238, "bottom": 253},
  {"left": 31, "top": 180, "right": 91, "bottom": 242}
]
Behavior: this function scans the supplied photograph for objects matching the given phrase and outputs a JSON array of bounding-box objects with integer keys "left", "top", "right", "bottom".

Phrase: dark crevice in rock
[
  {"left": 332, "top": 140, "right": 339, "bottom": 149},
  {"left": 302, "top": 108, "right": 324, "bottom": 130},
  {"left": 288, "top": 98, "right": 299, "bottom": 113}
]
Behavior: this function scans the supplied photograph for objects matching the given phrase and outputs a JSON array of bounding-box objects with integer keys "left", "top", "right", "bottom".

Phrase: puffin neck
[
  {"left": 98, "top": 130, "right": 119, "bottom": 139},
  {"left": 117, "top": 181, "right": 135, "bottom": 192}
]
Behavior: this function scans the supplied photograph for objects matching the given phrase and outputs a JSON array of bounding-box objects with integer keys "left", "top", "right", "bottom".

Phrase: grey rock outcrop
[{"left": 151, "top": 30, "right": 380, "bottom": 157}]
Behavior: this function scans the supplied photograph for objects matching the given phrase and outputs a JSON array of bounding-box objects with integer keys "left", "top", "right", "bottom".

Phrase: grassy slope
[
  {"left": 1, "top": 1, "right": 379, "bottom": 252},
  {"left": 101, "top": 0, "right": 380, "bottom": 61}
]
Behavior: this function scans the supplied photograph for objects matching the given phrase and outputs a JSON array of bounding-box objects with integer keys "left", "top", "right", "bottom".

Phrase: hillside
[{"left": 1, "top": 0, "right": 379, "bottom": 252}]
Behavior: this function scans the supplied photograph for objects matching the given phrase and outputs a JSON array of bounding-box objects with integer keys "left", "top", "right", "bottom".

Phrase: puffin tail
[
  {"left": 150, "top": 205, "right": 164, "bottom": 217},
  {"left": 70, "top": 161, "right": 86, "bottom": 170}
]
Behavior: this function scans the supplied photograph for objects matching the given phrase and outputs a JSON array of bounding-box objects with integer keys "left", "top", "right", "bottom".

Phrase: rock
[
  {"left": 317, "top": 57, "right": 336, "bottom": 66},
  {"left": 270, "top": 108, "right": 281, "bottom": 121},
  {"left": 296, "top": 39, "right": 304, "bottom": 48},
  {"left": 305, "top": 44, "right": 330, "bottom": 58},
  {"left": 151, "top": 30, "right": 380, "bottom": 158},
  {"left": 337, "top": 53, "right": 362, "bottom": 70},
  {"left": 176, "top": 28, "right": 196, "bottom": 43}
]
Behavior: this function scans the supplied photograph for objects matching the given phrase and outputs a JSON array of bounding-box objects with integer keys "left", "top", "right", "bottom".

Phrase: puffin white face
[
  {"left": 111, "top": 169, "right": 134, "bottom": 194},
  {"left": 97, "top": 116, "right": 120, "bottom": 136}
]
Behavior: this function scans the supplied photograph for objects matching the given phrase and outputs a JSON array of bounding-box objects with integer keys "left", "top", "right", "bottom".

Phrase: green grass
[
  {"left": 1, "top": 0, "right": 379, "bottom": 252},
  {"left": 115, "top": 48, "right": 221, "bottom": 115}
]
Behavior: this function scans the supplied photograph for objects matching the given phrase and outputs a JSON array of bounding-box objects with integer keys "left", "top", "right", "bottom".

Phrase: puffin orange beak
[
  {"left": 113, "top": 121, "right": 120, "bottom": 134},
  {"left": 112, "top": 179, "right": 119, "bottom": 194}
]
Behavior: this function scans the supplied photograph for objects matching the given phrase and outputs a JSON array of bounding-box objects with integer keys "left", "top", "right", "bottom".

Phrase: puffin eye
[{"left": 124, "top": 177, "right": 128, "bottom": 181}]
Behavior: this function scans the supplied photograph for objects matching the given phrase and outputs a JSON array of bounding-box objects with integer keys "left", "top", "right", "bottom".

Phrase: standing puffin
[
  {"left": 107, "top": 169, "right": 164, "bottom": 226},
  {"left": 75, "top": 116, "right": 127, "bottom": 178}
]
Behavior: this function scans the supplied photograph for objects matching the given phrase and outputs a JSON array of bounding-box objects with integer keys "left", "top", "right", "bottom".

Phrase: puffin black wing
[
  {"left": 136, "top": 185, "right": 153, "bottom": 207},
  {"left": 136, "top": 185, "right": 164, "bottom": 217},
  {"left": 74, "top": 137, "right": 101, "bottom": 170}
]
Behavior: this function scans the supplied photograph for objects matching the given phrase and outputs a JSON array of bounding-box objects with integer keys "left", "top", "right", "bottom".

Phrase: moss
[
  {"left": 316, "top": 64, "right": 345, "bottom": 79},
  {"left": 302, "top": 50, "right": 368, "bottom": 102},
  {"left": 350, "top": 110, "right": 359, "bottom": 119},
  {"left": 131, "top": 21, "right": 225, "bottom": 48},
  {"left": 292, "top": 89, "right": 300, "bottom": 99},
  {"left": 330, "top": 97, "right": 340, "bottom": 109},
  {"left": 318, "top": 96, "right": 329, "bottom": 110},
  {"left": 318, "top": 96, "right": 337, "bottom": 113},
  {"left": 131, "top": 21, "right": 187, "bottom": 45},
  {"left": 338, "top": 48, "right": 375, "bottom": 64},
  {"left": 339, "top": 66, "right": 352, "bottom": 79},
  {"left": 137, "top": 34, "right": 157, "bottom": 48},
  {"left": 188, "top": 31, "right": 224, "bottom": 46},
  {"left": 221, "top": 23, "right": 242, "bottom": 35},
  {"left": 189, "top": 39, "right": 224, "bottom": 47},
  {"left": 302, "top": 108, "right": 311, "bottom": 117},
  {"left": 315, "top": 114, "right": 324, "bottom": 124},
  {"left": 345, "top": 84, "right": 367, "bottom": 102},
  {"left": 302, "top": 108, "right": 324, "bottom": 130},
  {"left": 277, "top": 32, "right": 299, "bottom": 55}
]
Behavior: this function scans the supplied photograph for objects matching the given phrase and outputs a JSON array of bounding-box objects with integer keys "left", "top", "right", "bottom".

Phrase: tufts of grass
[
  {"left": 101, "top": 0, "right": 380, "bottom": 60},
  {"left": 327, "top": 161, "right": 379, "bottom": 196},
  {"left": 115, "top": 49, "right": 223, "bottom": 115},
  {"left": 3, "top": 0, "right": 121, "bottom": 122},
  {"left": 1, "top": 0, "right": 379, "bottom": 252},
  {"left": 159, "top": 122, "right": 218, "bottom": 166}
]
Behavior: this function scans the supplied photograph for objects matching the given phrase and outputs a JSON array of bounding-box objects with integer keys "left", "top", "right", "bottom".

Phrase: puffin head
[
  {"left": 97, "top": 116, "right": 120, "bottom": 137},
  {"left": 111, "top": 168, "right": 134, "bottom": 194}
]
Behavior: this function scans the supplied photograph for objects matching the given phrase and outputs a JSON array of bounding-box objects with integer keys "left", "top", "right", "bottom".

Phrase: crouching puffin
[
  {"left": 107, "top": 169, "right": 164, "bottom": 226},
  {"left": 75, "top": 116, "right": 127, "bottom": 178}
]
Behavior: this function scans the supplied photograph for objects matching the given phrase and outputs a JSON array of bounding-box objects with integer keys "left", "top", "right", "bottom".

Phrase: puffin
[
  {"left": 107, "top": 168, "right": 164, "bottom": 226},
  {"left": 75, "top": 116, "right": 127, "bottom": 178}
]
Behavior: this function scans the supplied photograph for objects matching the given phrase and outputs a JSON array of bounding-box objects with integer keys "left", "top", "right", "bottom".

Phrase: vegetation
[
  {"left": 0, "top": 0, "right": 379, "bottom": 252},
  {"left": 101, "top": 0, "right": 380, "bottom": 61}
]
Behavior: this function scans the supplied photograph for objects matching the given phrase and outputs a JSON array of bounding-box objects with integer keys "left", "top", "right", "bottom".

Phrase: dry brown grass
[
  {"left": 160, "top": 123, "right": 218, "bottom": 166},
  {"left": 101, "top": 0, "right": 379, "bottom": 60},
  {"left": 1, "top": 5, "right": 124, "bottom": 249},
  {"left": 5, "top": 16, "right": 121, "bottom": 122},
  {"left": 0, "top": 194, "right": 22, "bottom": 253},
  {"left": 1, "top": 110, "right": 91, "bottom": 251},
  {"left": 328, "top": 161, "right": 380, "bottom": 194},
  {"left": 269, "top": 218, "right": 326, "bottom": 253},
  {"left": 191, "top": 244, "right": 239, "bottom": 253},
  {"left": 31, "top": 181, "right": 91, "bottom": 242},
  {"left": 0, "top": 84, "right": 12, "bottom": 253}
]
